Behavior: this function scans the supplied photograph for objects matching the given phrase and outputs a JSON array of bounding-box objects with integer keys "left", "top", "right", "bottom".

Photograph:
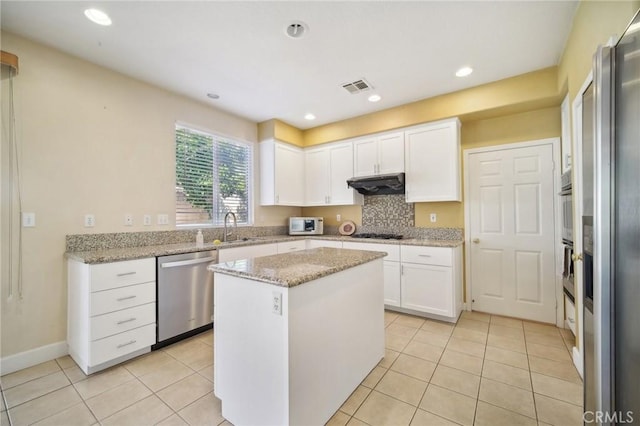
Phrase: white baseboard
[
  {"left": 1, "top": 341, "right": 68, "bottom": 375},
  {"left": 572, "top": 346, "right": 584, "bottom": 378}
]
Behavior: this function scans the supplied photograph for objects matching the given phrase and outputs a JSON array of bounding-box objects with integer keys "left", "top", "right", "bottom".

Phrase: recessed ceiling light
[
  {"left": 455, "top": 66, "right": 473, "bottom": 77},
  {"left": 285, "top": 21, "right": 309, "bottom": 39},
  {"left": 368, "top": 94, "right": 382, "bottom": 103},
  {"left": 84, "top": 8, "right": 112, "bottom": 26},
  {"left": 304, "top": 113, "right": 316, "bottom": 120},
  {"left": 206, "top": 93, "right": 220, "bottom": 100}
]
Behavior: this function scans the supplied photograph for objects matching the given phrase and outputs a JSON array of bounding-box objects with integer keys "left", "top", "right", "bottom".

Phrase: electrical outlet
[
  {"left": 124, "top": 214, "right": 133, "bottom": 226},
  {"left": 22, "top": 212, "right": 36, "bottom": 227},
  {"left": 84, "top": 214, "right": 95, "bottom": 227},
  {"left": 430, "top": 213, "right": 437, "bottom": 223},
  {"left": 336, "top": 214, "right": 341, "bottom": 222},
  {"left": 272, "top": 291, "right": 282, "bottom": 315},
  {"left": 157, "top": 214, "right": 169, "bottom": 225},
  {"left": 143, "top": 214, "right": 151, "bottom": 226}
]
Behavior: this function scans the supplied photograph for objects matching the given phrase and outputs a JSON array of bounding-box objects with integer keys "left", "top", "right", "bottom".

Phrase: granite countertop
[
  {"left": 65, "top": 234, "right": 463, "bottom": 264},
  {"left": 209, "top": 247, "right": 387, "bottom": 288}
]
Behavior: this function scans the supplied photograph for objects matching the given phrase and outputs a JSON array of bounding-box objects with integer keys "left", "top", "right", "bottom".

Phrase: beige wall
[
  {"left": 0, "top": 32, "right": 297, "bottom": 358},
  {"left": 558, "top": 1, "right": 640, "bottom": 101}
]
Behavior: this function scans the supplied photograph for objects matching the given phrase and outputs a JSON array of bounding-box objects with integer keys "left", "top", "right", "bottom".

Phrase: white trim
[
  {"left": 570, "top": 71, "right": 592, "bottom": 374},
  {"left": 573, "top": 345, "right": 584, "bottom": 378},
  {"left": 1, "top": 341, "right": 68, "bottom": 375},
  {"left": 463, "top": 138, "right": 561, "bottom": 325}
]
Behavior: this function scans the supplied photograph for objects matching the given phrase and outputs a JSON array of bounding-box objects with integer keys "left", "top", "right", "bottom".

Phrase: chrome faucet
[{"left": 223, "top": 212, "right": 238, "bottom": 242}]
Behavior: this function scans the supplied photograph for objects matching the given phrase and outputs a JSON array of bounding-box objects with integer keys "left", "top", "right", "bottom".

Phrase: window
[{"left": 175, "top": 125, "right": 252, "bottom": 226}]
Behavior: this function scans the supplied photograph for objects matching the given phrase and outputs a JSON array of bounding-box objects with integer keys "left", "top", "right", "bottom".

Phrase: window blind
[{"left": 175, "top": 126, "right": 252, "bottom": 226}]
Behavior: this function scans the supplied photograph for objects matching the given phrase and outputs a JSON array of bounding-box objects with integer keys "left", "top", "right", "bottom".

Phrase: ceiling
[{"left": 1, "top": 1, "right": 578, "bottom": 129}]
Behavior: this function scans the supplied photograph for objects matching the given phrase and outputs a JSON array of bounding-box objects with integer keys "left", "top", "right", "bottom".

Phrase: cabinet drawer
[
  {"left": 90, "top": 323, "right": 156, "bottom": 367},
  {"left": 306, "top": 239, "right": 343, "bottom": 249},
  {"left": 565, "top": 295, "right": 576, "bottom": 335},
  {"left": 91, "top": 303, "right": 156, "bottom": 341},
  {"left": 277, "top": 240, "right": 306, "bottom": 253},
  {"left": 91, "top": 282, "right": 156, "bottom": 316},
  {"left": 91, "top": 258, "right": 155, "bottom": 292},
  {"left": 401, "top": 245, "right": 451, "bottom": 266},
  {"left": 342, "top": 242, "right": 400, "bottom": 262}
]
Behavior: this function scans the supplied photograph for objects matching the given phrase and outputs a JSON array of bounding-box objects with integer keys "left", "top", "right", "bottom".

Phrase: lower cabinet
[
  {"left": 400, "top": 245, "right": 462, "bottom": 322},
  {"left": 342, "top": 241, "right": 401, "bottom": 307},
  {"left": 218, "top": 243, "right": 278, "bottom": 262},
  {"left": 67, "top": 257, "right": 157, "bottom": 375},
  {"left": 306, "top": 239, "right": 343, "bottom": 249}
]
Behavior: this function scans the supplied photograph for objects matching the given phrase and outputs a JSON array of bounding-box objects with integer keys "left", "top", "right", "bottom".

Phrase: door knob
[
  {"left": 472, "top": 238, "right": 480, "bottom": 244},
  {"left": 572, "top": 253, "right": 583, "bottom": 261}
]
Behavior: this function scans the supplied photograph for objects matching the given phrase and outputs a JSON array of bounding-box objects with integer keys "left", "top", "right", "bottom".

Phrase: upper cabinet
[
  {"left": 260, "top": 139, "right": 305, "bottom": 206},
  {"left": 353, "top": 131, "right": 404, "bottom": 176},
  {"left": 404, "top": 118, "right": 461, "bottom": 202},
  {"left": 305, "top": 141, "right": 363, "bottom": 206}
]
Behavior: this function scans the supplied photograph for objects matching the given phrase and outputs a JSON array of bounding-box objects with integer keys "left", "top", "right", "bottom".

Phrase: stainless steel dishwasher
[{"left": 156, "top": 250, "right": 217, "bottom": 347}]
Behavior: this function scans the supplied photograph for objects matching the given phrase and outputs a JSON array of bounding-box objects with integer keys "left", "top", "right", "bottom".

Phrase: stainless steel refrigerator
[{"left": 584, "top": 9, "right": 640, "bottom": 423}]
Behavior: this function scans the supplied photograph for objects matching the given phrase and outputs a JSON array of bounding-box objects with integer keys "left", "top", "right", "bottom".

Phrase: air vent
[{"left": 342, "top": 78, "right": 373, "bottom": 94}]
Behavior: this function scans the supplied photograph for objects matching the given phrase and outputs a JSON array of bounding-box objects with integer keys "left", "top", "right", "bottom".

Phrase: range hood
[{"left": 346, "top": 172, "right": 405, "bottom": 195}]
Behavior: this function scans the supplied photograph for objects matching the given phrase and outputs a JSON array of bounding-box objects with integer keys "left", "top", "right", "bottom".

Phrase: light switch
[
  {"left": 84, "top": 214, "right": 95, "bottom": 227},
  {"left": 22, "top": 212, "right": 36, "bottom": 227},
  {"left": 124, "top": 214, "right": 133, "bottom": 226},
  {"left": 143, "top": 214, "right": 152, "bottom": 226}
]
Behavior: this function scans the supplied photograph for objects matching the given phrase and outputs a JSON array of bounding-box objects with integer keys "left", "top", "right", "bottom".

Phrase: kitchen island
[{"left": 209, "top": 247, "right": 386, "bottom": 426}]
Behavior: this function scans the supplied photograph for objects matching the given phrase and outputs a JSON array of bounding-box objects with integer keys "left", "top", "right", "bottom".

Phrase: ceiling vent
[{"left": 342, "top": 79, "right": 373, "bottom": 94}]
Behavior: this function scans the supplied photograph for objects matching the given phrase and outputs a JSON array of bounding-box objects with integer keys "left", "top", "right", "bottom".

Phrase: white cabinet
[
  {"left": 304, "top": 142, "right": 363, "bottom": 206},
  {"left": 342, "top": 241, "right": 401, "bottom": 307},
  {"left": 404, "top": 118, "right": 461, "bottom": 202},
  {"left": 67, "top": 258, "right": 157, "bottom": 374},
  {"left": 400, "top": 245, "right": 462, "bottom": 321},
  {"left": 260, "top": 139, "right": 304, "bottom": 206},
  {"left": 353, "top": 132, "right": 404, "bottom": 177},
  {"left": 306, "top": 239, "right": 343, "bottom": 249},
  {"left": 565, "top": 294, "right": 576, "bottom": 335},
  {"left": 218, "top": 243, "right": 279, "bottom": 263},
  {"left": 277, "top": 240, "right": 307, "bottom": 253}
]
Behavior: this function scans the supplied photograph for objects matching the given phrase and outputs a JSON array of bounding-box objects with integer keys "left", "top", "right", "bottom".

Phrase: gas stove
[{"left": 351, "top": 233, "right": 404, "bottom": 240}]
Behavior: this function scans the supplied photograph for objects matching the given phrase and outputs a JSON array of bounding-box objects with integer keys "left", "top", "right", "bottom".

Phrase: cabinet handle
[
  {"left": 289, "top": 247, "right": 297, "bottom": 251},
  {"left": 275, "top": 195, "right": 279, "bottom": 203},
  {"left": 116, "top": 295, "right": 137, "bottom": 302},
  {"left": 472, "top": 238, "right": 480, "bottom": 244},
  {"left": 117, "top": 340, "right": 137, "bottom": 349},
  {"left": 117, "top": 318, "right": 137, "bottom": 325},
  {"left": 116, "top": 271, "right": 136, "bottom": 277},
  {"left": 418, "top": 254, "right": 432, "bottom": 258},
  {"left": 401, "top": 265, "right": 404, "bottom": 275}
]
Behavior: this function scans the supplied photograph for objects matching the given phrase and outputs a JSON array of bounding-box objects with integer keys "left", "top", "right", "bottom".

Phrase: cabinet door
[
  {"left": 274, "top": 143, "right": 304, "bottom": 205},
  {"left": 306, "top": 240, "right": 343, "bottom": 249},
  {"left": 218, "top": 243, "right": 278, "bottom": 263},
  {"left": 277, "top": 240, "right": 306, "bottom": 253},
  {"left": 401, "top": 263, "right": 453, "bottom": 317},
  {"left": 378, "top": 132, "right": 405, "bottom": 174},
  {"left": 304, "top": 148, "right": 330, "bottom": 205},
  {"left": 353, "top": 138, "right": 378, "bottom": 176},
  {"left": 405, "top": 120, "right": 460, "bottom": 202},
  {"left": 329, "top": 142, "right": 360, "bottom": 205},
  {"left": 384, "top": 261, "right": 401, "bottom": 307}
]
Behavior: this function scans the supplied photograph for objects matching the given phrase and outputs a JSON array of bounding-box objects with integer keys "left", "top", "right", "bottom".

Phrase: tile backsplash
[{"left": 362, "top": 194, "right": 414, "bottom": 227}]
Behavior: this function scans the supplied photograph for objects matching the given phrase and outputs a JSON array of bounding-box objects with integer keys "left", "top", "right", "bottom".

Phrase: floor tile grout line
[
  {"left": 1, "top": 366, "right": 64, "bottom": 392},
  {"left": 5, "top": 376, "right": 71, "bottom": 412},
  {"left": 523, "top": 327, "right": 540, "bottom": 423}
]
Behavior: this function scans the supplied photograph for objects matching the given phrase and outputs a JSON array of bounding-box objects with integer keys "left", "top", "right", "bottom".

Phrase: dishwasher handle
[{"left": 160, "top": 256, "right": 217, "bottom": 269}]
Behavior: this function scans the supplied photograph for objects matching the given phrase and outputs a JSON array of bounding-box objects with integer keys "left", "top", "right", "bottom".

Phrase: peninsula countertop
[{"left": 208, "top": 247, "right": 387, "bottom": 288}]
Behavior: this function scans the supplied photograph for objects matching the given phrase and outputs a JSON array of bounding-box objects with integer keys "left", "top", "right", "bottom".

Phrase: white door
[{"left": 467, "top": 141, "right": 557, "bottom": 323}]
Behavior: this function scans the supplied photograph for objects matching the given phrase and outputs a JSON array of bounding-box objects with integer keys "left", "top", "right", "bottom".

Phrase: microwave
[{"left": 289, "top": 217, "right": 323, "bottom": 235}]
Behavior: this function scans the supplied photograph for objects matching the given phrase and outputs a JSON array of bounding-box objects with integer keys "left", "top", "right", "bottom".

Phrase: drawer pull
[
  {"left": 116, "top": 295, "right": 137, "bottom": 302},
  {"left": 116, "top": 271, "right": 137, "bottom": 277},
  {"left": 116, "top": 318, "right": 137, "bottom": 325},
  {"left": 418, "top": 254, "right": 432, "bottom": 257},
  {"left": 117, "top": 340, "right": 137, "bottom": 349}
]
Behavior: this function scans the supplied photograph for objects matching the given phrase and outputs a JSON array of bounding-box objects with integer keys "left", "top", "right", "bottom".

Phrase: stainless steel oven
[{"left": 560, "top": 170, "right": 573, "bottom": 244}]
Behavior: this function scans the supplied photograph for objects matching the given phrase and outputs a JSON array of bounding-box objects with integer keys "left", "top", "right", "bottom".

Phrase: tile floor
[{"left": 0, "top": 310, "right": 582, "bottom": 426}]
